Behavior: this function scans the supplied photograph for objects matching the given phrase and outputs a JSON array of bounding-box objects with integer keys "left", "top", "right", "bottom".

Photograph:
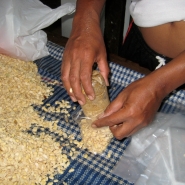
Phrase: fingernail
[
  {"left": 70, "top": 96, "right": 77, "bottom": 102},
  {"left": 88, "top": 95, "right": 94, "bottom": 100},
  {"left": 91, "top": 124, "right": 97, "bottom": 128},
  {"left": 78, "top": 100, "right": 84, "bottom": 105},
  {"left": 105, "top": 80, "right": 110, "bottom": 86}
]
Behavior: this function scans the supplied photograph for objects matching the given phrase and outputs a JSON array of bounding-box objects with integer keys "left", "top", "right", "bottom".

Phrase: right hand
[
  {"left": 92, "top": 76, "right": 163, "bottom": 139},
  {"left": 61, "top": 16, "right": 109, "bottom": 105}
]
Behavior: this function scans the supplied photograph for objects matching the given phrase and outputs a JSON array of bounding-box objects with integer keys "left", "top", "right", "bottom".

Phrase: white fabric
[
  {"left": 130, "top": 0, "right": 185, "bottom": 27},
  {"left": 155, "top": 56, "right": 166, "bottom": 70}
]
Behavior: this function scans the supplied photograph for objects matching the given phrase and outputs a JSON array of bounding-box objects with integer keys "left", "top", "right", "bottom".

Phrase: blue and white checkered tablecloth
[{"left": 34, "top": 41, "right": 185, "bottom": 185}]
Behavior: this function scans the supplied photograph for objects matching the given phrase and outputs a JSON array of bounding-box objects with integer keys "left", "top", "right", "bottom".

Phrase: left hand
[{"left": 92, "top": 77, "right": 163, "bottom": 140}]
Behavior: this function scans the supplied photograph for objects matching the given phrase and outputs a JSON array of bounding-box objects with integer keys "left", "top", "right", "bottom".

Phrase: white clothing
[{"left": 130, "top": 0, "right": 185, "bottom": 27}]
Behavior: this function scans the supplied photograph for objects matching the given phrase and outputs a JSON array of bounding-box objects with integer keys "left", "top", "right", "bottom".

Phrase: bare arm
[
  {"left": 61, "top": 0, "right": 109, "bottom": 105},
  {"left": 93, "top": 51, "right": 185, "bottom": 140}
]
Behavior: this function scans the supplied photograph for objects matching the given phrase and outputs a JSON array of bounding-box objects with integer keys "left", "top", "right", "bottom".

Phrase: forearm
[
  {"left": 146, "top": 50, "right": 185, "bottom": 99},
  {"left": 75, "top": 0, "right": 106, "bottom": 17},
  {"left": 61, "top": 0, "right": 108, "bottom": 105},
  {"left": 71, "top": 0, "right": 106, "bottom": 34}
]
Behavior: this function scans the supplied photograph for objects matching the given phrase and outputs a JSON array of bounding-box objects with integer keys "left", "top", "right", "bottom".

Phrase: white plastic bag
[
  {"left": 0, "top": 0, "right": 76, "bottom": 61},
  {"left": 112, "top": 112, "right": 185, "bottom": 185}
]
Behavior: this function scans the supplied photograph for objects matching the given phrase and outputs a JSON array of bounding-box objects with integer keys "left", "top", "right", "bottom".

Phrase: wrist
[
  {"left": 73, "top": 9, "right": 100, "bottom": 27},
  {"left": 145, "top": 55, "right": 185, "bottom": 99},
  {"left": 138, "top": 74, "right": 167, "bottom": 103},
  {"left": 74, "top": 0, "right": 105, "bottom": 23},
  {"left": 71, "top": 10, "right": 101, "bottom": 38}
]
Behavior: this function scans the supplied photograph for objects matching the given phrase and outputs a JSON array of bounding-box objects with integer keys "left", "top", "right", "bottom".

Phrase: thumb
[{"left": 98, "top": 97, "right": 124, "bottom": 119}]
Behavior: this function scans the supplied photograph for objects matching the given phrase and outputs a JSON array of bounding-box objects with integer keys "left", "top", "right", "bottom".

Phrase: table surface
[{"left": 33, "top": 41, "right": 185, "bottom": 185}]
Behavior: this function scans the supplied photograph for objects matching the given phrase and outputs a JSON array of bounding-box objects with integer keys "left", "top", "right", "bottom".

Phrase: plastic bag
[
  {"left": 0, "top": 0, "right": 76, "bottom": 61},
  {"left": 73, "top": 70, "right": 113, "bottom": 154},
  {"left": 112, "top": 112, "right": 185, "bottom": 185},
  {"left": 81, "top": 70, "right": 110, "bottom": 119}
]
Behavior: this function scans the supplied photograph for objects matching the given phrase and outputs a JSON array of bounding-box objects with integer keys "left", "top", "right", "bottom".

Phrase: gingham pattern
[{"left": 33, "top": 41, "right": 185, "bottom": 185}]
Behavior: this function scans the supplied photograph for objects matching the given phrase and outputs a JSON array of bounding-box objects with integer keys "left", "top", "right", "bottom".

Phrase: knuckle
[
  {"left": 69, "top": 74, "right": 78, "bottom": 83},
  {"left": 109, "top": 125, "right": 124, "bottom": 140},
  {"left": 109, "top": 120, "right": 116, "bottom": 126},
  {"left": 137, "top": 114, "right": 148, "bottom": 127},
  {"left": 141, "top": 121, "right": 149, "bottom": 127},
  {"left": 114, "top": 132, "right": 124, "bottom": 140},
  {"left": 61, "top": 74, "right": 68, "bottom": 82},
  {"left": 126, "top": 107, "right": 135, "bottom": 117},
  {"left": 80, "top": 73, "right": 90, "bottom": 81},
  {"left": 73, "top": 93, "right": 80, "bottom": 100}
]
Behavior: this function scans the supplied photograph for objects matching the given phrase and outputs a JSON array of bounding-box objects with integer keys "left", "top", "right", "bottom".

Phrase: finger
[
  {"left": 61, "top": 54, "right": 78, "bottom": 102},
  {"left": 127, "top": 124, "right": 144, "bottom": 137},
  {"left": 69, "top": 58, "right": 86, "bottom": 105},
  {"left": 80, "top": 62, "right": 95, "bottom": 101},
  {"left": 61, "top": 53, "right": 70, "bottom": 90},
  {"left": 92, "top": 108, "right": 128, "bottom": 128},
  {"left": 98, "top": 94, "right": 126, "bottom": 119},
  {"left": 98, "top": 59, "right": 110, "bottom": 86},
  {"left": 110, "top": 122, "right": 143, "bottom": 140}
]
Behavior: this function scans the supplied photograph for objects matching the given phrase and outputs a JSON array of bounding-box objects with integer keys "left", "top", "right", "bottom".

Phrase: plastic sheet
[
  {"left": 0, "top": 0, "right": 75, "bottom": 61},
  {"left": 112, "top": 112, "right": 185, "bottom": 185}
]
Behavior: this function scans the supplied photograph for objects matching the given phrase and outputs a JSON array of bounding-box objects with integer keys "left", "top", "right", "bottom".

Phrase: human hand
[
  {"left": 61, "top": 18, "right": 109, "bottom": 105},
  {"left": 92, "top": 77, "right": 164, "bottom": 140}
]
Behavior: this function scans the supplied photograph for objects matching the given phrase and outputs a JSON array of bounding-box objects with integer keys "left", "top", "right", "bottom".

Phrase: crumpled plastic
[
  {"left": 112, "top": 112, "right": 185, "bottom": 185},
  {"left": 0, "top": 0, "right": 76, "bottom": 61}
]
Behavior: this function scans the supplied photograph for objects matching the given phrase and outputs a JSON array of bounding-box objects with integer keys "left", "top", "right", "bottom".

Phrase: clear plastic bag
[
  {"left": 0, "top": 0, "right": 76, "bottom": 61},
  {"left": 73, "top": 70, "right": 113, "bottom": 154},
  {"left": 81, "top": 70, "right": 110, "bottom": 119},
  {"left": 112, "top": 112, "right": 185, "bottom": 185}
]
